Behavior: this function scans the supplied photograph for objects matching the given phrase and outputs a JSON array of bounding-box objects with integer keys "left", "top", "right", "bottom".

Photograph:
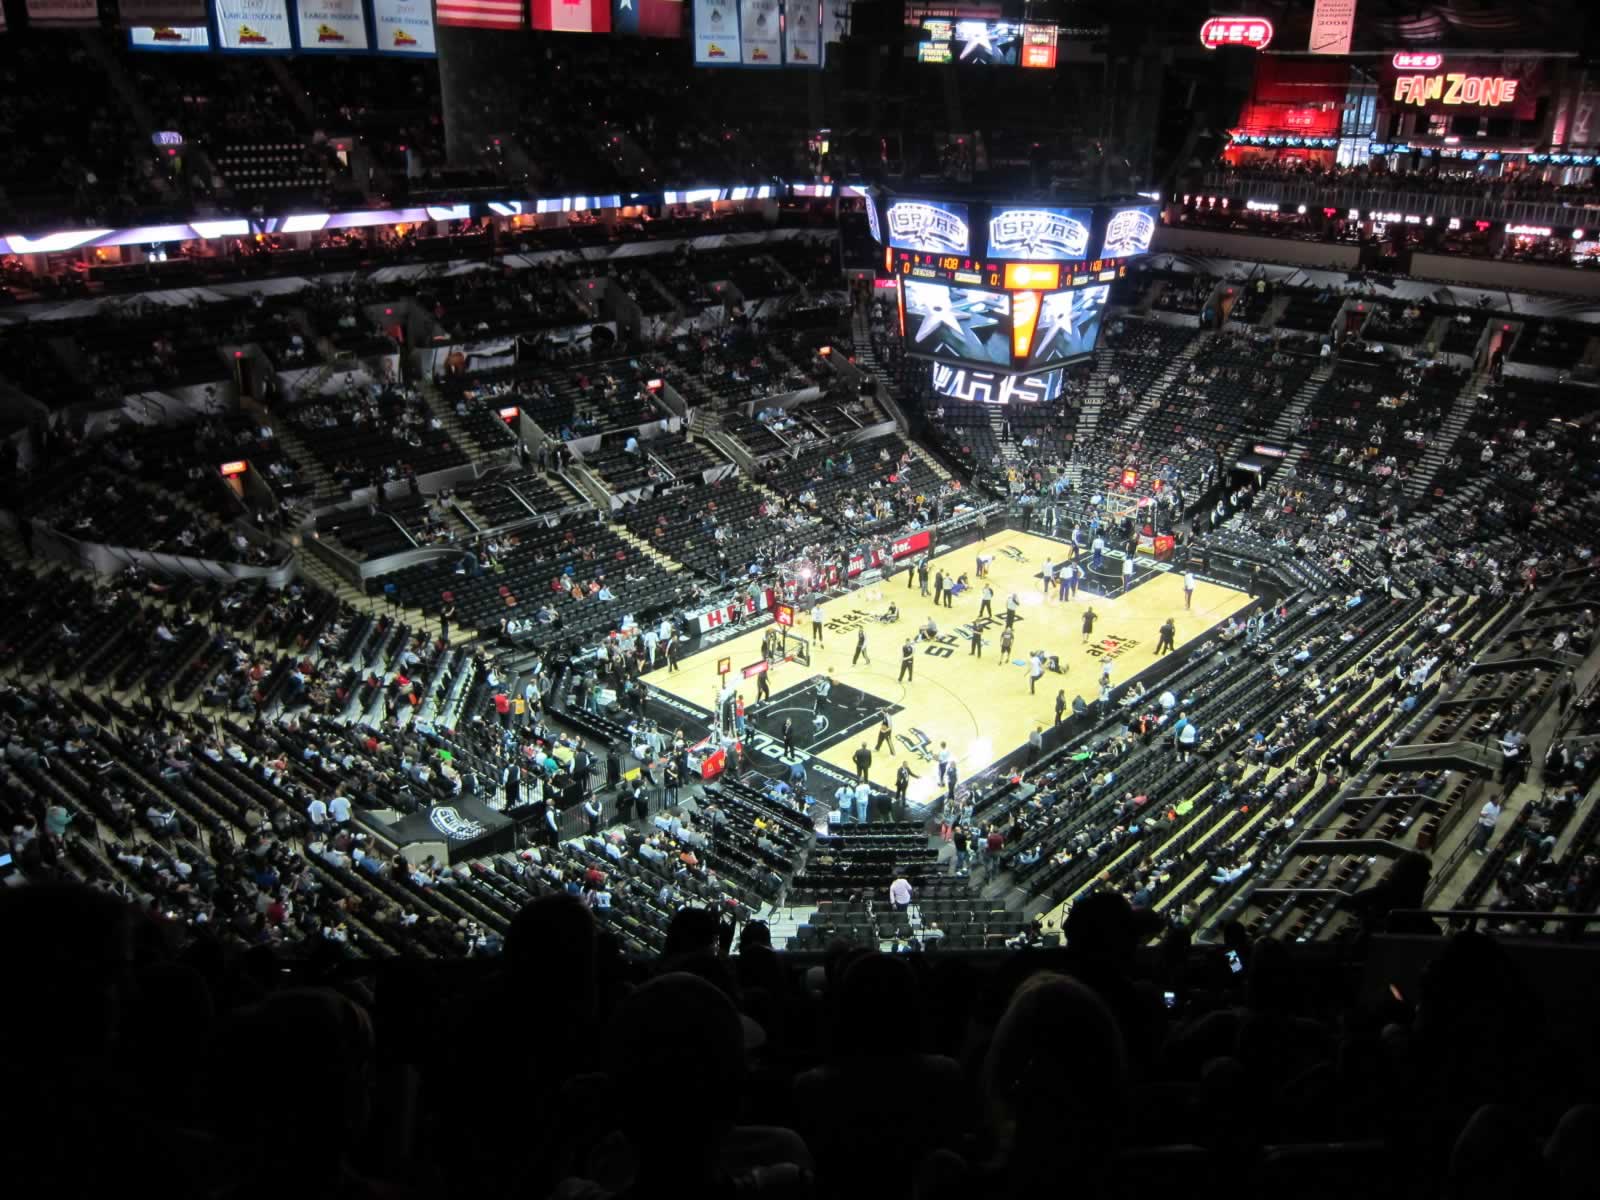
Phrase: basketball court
[{"left": 650, "top": 530, "right": 1254, "bottom": 806}]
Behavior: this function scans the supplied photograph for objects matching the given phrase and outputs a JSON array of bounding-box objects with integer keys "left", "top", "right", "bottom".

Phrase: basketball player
[
  {"left": 968, "top": 624, "right": 983, "bottom": 657},
  {"left": 1121, "top": 556, "right": 1135, "bottom": 592},
  {"left": 1183, "top": 571, "right": 1196, "bottom": 610},
  {"left": 814, "top": 668, "right": 833, "bottom": 714},
  {"left": 898, "top": 639, "right": 915, "bottom": 682},
  {"left": 999, "top": 626, "right": 1014, "bottom": 663},
  {"left": 756, "top": 666, "right": 771, "bottom": 703},
  {"left": 811, "top": 603, "right": 825, "bottom": 644},
  {"left": 852, "top": 627, "right": 870, "bottom": 666},
  {"left": 978, "top": 584, "right": 994, "bottom": 619},
  {"left": 781, "top": 717, "right": 794, "bottom": 758},
  {"left": 1028, "top": 653, "right": 1044, "bottom": 694},
  {"left": 1081, "top": 606, "right": 1099, "bottom": 642},
  {"left": 1005, "top": 593, "right": 1019, "bottom": 630},
  {"left": 1041, "top": 559, "right": 1054, "bottom": 594}
]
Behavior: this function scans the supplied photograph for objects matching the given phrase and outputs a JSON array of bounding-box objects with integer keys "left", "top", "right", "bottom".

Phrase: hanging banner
[
  {"left": 439, "top": 0, "right": 523, "bottom": 28},
  {"left": 295, "top": 0, "right": 371, "bottom": 48},
  {"left": 215, "top": 0, "right": 295, "bottom": 49},
  {"left": 783, "top": 0, "right": 820, "bottom": 66},
  {"left": 693, "top": 0, "right": 737, "bottom": 63},
  {"left": 531, "top": 0, "right": 609, "bottom": 31},
  {"left": 612, "top": 0, "right": 685, "bottom": 37},
  {"left": 1307, "top": 0, "right": 1355, "bottom": 55},
  {"left": 25, "top": 0, "right": 99, "bottom": 25},
  {"left": 824, "top": 0, "right": 847, "bottom": 41},
  {"left": 119, "top": 0, "right": 209, "bottom": 24},
  {"left": 737, "top": 0, "right": 779, "bottom": 64},
  {"left": 372, "top": 0, "right": 435, "bottom": 53},
  {"left": 129, "top": 23, "right": 212, "bottom": 46}
]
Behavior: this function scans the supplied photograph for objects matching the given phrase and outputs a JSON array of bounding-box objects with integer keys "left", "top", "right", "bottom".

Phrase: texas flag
[
  {"left": 612, "top": 0, "right": 684, "bottom": 37},
  {"left": 531, "top": 0, "right": 611, "bottom": 31}
]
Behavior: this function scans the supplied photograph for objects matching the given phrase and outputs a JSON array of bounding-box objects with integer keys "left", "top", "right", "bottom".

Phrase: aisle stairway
[
  {"left": 1404, "top": 369, "right": 1487, "bottom": 503},
  {"left": 1108, "top": 334, "right": 1207, "bottom": 443}
]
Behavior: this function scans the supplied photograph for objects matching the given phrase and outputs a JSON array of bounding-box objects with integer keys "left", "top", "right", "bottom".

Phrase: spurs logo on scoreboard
[
  {"left": 1101, "top": 208, "right": 1157, "bottom": 257},
  {"left": 429, "top": 806, "right": 487, "bottom": 841},
  {"left": 988, "top": 209, "right": 1090, "bottom": 259},
  {"left": 886, "top": 201, "right": 970, "bottom": 253}
]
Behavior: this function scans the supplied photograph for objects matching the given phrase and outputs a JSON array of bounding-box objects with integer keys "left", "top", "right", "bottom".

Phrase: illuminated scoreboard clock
[
  {"left": 889, "top": 248, "right": 1004, "bottom": 287},
  {"left": 887, "top": 247, "right": 1129, "bottom": 288}
]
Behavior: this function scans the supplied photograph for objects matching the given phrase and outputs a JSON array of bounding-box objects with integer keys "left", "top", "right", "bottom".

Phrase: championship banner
[
  {"left": 531, "top": 0, "right": 610, "bottom": 31},
  {"left": 1307, "top": 0, "right": 1355, "bottom": 55},
  {"left": 737, "top": 0, "right": 779, "bottom": 64},
  {"left": 118, "top": 0, "right": 209, "bottom": 25},
  {"left": 611, "top": 0, "right": 685, "bottom": 37},
  {"left": 824, "top": 0, "right": 847, "bottom": 41},
  {"left": 128, "top": 23, "right": 212, "bottom": 46},
  {"left": 25, "top": 0, "right": 99, "bottom": 26},
  {"left": 215, "top": 0, "right": 294, "bottom": 49},
  {"left": 372, "top": 0, "right": 435, "bottom": 52},
  {"left": 295, "top": 0, "right": 371, "bottom": 48},
  {"left": 783, "top": 0, "right": 820, "bottom": 66},
  {"left": 692, "top": 0, "right": 737, "bottom": 63},
  {"left": 439, "top": 0, "right": 523, "bottom": 28}
]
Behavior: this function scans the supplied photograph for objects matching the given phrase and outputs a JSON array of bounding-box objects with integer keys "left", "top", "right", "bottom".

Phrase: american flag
[{"left": 436, "top": 0, "right": 525, "bottom": 28}]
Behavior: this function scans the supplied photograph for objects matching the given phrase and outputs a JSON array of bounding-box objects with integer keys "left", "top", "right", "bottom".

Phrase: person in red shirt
[{"left": 493, "top": 692, "right": 511, "bottom": 727}]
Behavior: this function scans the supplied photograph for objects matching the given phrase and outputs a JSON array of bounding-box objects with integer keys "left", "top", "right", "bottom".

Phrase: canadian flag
[{"left": 531, "top": 0, "right": 611, "bottom": 32}]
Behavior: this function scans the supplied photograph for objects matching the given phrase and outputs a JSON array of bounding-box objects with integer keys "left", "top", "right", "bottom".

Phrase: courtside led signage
[
  {"left": 220, "top": 461, "right": 248, "bottom": 476},
  {"left": 1199, "top": 17, "right": 1273, "bottom": 50},
  {"left": 1393, "top": 73, "right": 1520, "bottom": 108}
]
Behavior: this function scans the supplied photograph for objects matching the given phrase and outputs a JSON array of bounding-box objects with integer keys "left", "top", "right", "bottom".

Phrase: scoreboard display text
[{"left": 889, "top": 248, "right": 1129, "bottom": 289}]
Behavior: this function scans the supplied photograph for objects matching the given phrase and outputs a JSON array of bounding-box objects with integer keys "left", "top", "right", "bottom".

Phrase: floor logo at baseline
[{"left": 1084, "top": 634, "right": 1141, "bottom": 660}]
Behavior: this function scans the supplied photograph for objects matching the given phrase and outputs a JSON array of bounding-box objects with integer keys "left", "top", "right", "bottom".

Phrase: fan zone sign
[{"left": 1393, "top": 73, "right": 1521, "bottom": 109}]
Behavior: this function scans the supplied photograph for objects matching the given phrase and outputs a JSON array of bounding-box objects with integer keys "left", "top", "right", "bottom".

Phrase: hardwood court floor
[{"left": 654, "top": 531, "right": 1252, "bottom": 806}]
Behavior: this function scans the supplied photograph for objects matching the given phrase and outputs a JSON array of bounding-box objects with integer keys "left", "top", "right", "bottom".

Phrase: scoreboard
[
  {"left": 870, "top": 192, "right": 1159, "bottom": 381},
  {"left": 888, "top": 249, "right": 1131, "bottom": 290}
]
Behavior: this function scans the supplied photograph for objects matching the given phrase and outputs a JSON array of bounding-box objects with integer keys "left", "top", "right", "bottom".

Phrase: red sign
[
  {"left": 498, "top": 406, "right": 520, "bottom": 421},
  {"left": 890, "top": 530, "right": 931, "bottom": 560},
  {"left": 1392, "top": 51, "right": 1443, "bottom": 71},
  {"left": 742, "top": 659, "right": 770, "bottom": 679},
  {"left": 220, "top": 460, "right": 248, "bottom": 476},
  {"left": 698, "top": 746, "right": 727, "bottom": 780},
  {"left": 1120, "top": 468, "right": 1139, "bottom": 490},
  {"left": 773, "top": 603, "right": 795, "bottom": 628},
  {"left": 1199, "top": 16, "right": 1273, "bottom": 50}
]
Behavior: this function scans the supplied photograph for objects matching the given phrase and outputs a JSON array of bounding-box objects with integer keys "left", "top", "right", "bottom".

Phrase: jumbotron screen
[{"left": 901, "top": 281, "right": 1012, "bottom": 366}]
